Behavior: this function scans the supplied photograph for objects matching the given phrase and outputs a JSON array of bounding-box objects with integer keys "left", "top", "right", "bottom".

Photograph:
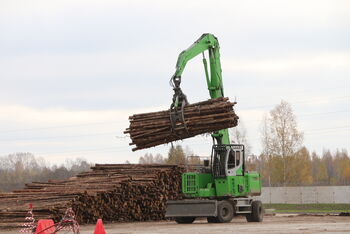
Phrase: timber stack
[
  {"left": 0, "top": 164, "right": 184, "bottom": 228},
  {"left": 125, "top": 97, "right": 239, "bottom": 151}
]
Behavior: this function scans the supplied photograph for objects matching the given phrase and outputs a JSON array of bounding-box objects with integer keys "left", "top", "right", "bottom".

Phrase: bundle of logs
[
  {"left": 125, "top": 97, "right": 239, "bottom": 151},
  {"left": 0, "top": 164, "right": 184, "bottom": 228}
]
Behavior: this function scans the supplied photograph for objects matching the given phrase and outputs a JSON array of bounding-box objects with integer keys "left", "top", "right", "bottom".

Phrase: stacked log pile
[
  {"left": 125, "top": 97, "right": 239, "bottom": 151},
  {"left": 0, "top": 164, "right": 184, "bottom": 228}
]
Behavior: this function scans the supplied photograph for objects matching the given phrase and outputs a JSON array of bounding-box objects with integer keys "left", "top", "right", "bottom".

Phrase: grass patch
[{"left": 263, "top": 203, "right": 350, "bottom": 213}]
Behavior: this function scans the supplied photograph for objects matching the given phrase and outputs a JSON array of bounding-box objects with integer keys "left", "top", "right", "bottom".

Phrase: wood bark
[
  {"left": 0, "top": 164, "right": 185, "bottom": 228},
  {"left": 125, "top": 97, "right": 239, "bottom": 151}
]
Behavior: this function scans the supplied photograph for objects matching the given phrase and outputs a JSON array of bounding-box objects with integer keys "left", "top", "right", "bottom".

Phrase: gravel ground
[
  {"left": 78, "top": 214, "right": 350, "bottom": 234},
  {"left": 2, "top": 214, "right": 349, "bottom": 234}
]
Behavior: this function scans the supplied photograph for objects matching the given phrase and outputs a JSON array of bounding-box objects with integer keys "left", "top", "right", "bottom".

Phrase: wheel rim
[{"left": 222, "top": 207, "right": 229, "bottom": 218}]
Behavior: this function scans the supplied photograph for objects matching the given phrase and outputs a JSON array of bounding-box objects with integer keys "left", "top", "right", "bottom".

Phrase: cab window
[
  {"left": 227, "top": 150, "right": 235, "bottom": 169},
  {"left": 235, "top": 151, "right": 241, "bottom": 166}
]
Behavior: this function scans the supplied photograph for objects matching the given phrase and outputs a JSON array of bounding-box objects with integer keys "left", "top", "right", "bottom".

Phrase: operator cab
[{"left": 211, "top": 144, "right": 244, "bottom": 178}]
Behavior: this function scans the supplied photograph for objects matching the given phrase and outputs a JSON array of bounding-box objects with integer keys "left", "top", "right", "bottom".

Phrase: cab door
[{"left": 226, "top": 145, "right": 244, "bottom": 176}]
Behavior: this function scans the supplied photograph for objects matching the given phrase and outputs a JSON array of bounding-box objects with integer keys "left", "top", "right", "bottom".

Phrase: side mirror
[{"left": 203, "top": 159, "right": 209, "bottom": 167}]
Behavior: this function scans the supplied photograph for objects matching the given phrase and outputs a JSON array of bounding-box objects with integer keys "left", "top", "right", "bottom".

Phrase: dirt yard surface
[
  {"left": 77, "top": 214, "right": 350, "bottom": 234},
  {"left": 2, "top": 214, "right": 349, "bottom": 233}
]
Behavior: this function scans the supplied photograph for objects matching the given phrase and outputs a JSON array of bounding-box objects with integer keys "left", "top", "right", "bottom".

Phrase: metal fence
[{"left": 255, "top": 186, "right": 350, "bottom": 204}]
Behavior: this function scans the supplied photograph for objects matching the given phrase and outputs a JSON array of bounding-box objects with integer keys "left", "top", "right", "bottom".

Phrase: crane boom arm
[{"left": 171, "top": 33, "right": 230, "bottom": 145}]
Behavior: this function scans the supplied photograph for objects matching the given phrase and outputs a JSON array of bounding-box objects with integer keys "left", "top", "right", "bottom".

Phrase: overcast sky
[{"left": 0, "top": 0, "right": 349, "bottom": 164}]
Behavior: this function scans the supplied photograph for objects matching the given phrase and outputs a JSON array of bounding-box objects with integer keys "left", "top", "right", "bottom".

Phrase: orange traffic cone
[
  {"left": 94, "top": 219, "right": 106, "bottom": 234},
  {"left": 35, "top": 219, "right": 55, "bottom": 234}
]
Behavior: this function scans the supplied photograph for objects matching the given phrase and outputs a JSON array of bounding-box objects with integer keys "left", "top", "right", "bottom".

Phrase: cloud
[
  {"left": 0, "top": 49, "right": 172, "bottom": 80},
  {"left": 222, "top": 52, "right": 350, "bottom": 73},
  {"left": 0, "top": 0, "right": 349, "bottom": 163},
  {"left": 0, "top": 104, "right": 167, "bottom": 127},
  {"left": 0, "top": 104, "right": 170, "bottom": 163}
]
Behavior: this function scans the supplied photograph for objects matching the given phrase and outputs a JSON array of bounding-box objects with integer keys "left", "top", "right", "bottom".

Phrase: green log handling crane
[{"left": 165, "top": 33, "right": 263, "bottom": 223}]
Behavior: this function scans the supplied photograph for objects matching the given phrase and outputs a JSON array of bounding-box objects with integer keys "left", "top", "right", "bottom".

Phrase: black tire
[
  {"left": 216, "top": 200, "right": 234, "bottom": 223},
  {"left": 246, "top": 200, "right": 263, "bottom": 222},
  {"left": 245, "top": 214, "right": 253, "bottom": 222},
  {"left": 207, "top": 216, "right": 219, "bottom": 223},
  {"left": 175, "top": 217, "right": 196, "bottom": 224}
]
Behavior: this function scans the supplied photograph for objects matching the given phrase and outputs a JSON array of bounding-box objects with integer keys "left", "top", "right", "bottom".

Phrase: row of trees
[
  {"left": 247, "top": 148, "right": 350, "bottom": 186},
  {"left": 138, "top": 144, "right": 205, "bottom": 165},
  {"left": 0, "top": 153, "right": 91, "bottom": 192},
  {"left": 138, "top": 145, "right": 190, "bottom": 165},
  {"left": 1, "top": 100, "right": 347, "bottom": 190},
  {"left": 138, "top": 145, "right": 350, "bottom": 186},
  {"left": 253, "top": 100, "right": 350, "bottom": 186}
]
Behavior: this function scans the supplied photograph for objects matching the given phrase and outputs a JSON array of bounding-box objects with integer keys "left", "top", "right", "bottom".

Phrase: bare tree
[
  {"left": 167, "top": 145, "right": 186, "bottom": 164},
  {"left": 0, "top": 153, "right": 91, "bottom": 192},
  {"left": 260, "top": 100, "right": 303, "bottom": 186},
  {"left": 230, "top": 121, "right": 251, "bottom": 156},
  {"left": 138, "top": 153, "right": 154, "bottom": 164},
  {"left": 153, "top": 154, "right": 165, "bottom": 164},
  {"left": 138, "top": 153, "right": 165, "bottom": 164}
]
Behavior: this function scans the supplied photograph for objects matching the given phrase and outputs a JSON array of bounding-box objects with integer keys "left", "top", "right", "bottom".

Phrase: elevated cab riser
[{"left": 182, "top": 172, "right": 261, "bottom": 198}]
